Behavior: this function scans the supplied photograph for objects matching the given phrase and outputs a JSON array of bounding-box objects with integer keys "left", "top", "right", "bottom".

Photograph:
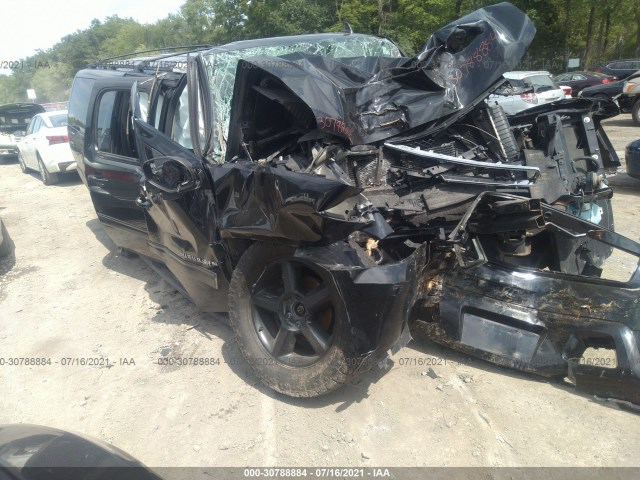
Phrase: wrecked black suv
[{"left": 69, "top": 3, "right": 640, "bottom": 403}]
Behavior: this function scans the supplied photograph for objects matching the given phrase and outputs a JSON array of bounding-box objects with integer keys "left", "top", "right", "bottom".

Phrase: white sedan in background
[
  {"left": 487, "top": 71, "right": 566, "bottom": 115},
  {"left": 17, "top": 110, "right": 77, "bottom": 185}
]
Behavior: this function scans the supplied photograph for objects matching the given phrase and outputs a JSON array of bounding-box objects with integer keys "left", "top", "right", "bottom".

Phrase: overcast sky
[{"left": 1, "top": 0, "right": 184, "bottom": 68}]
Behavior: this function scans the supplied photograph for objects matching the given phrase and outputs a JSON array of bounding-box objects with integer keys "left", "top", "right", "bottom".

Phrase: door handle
[
  {"left": 135, "top": 196, "right": 152, "bottom": 209},
  {"left": 87, "top": 174, "right": 108, "bottom": 186}
]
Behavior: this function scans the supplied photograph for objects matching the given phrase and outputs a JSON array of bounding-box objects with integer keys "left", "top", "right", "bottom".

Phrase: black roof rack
[{"left": 88, "top": 45, "right": 213, "bottom": 73}]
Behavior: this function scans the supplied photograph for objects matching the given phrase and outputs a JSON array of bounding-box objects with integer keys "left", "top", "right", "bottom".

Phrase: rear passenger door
[{"left": 84, "top": 77, "right": 151, "bottom": 250}]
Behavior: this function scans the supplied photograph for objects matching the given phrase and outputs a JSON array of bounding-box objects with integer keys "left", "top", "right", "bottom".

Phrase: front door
[{"left": 131, "top": 56, "right": 228, "bottom": 311}]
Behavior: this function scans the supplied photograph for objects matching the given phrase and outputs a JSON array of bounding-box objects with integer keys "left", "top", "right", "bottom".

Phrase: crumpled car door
[{"left": 130, "top": 57, "right": 228, "bottom": 311}]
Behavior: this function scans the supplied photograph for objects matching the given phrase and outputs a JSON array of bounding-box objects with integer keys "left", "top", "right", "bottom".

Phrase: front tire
[
  {"left": 228, "top": 243, "right": 360, "bottom": 397},
  {"left": 37, "top": 154, "right": 58, "bottom": 185}
]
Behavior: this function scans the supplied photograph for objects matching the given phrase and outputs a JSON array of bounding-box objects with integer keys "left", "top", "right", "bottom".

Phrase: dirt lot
[{"left": 0, "top": 114, "right": 639, "bottom": 469}]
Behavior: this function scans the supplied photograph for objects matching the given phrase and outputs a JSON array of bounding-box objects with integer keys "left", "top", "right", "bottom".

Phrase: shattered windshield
[{"left": 203, "top": 36, "right": 403, "bottom": 160}]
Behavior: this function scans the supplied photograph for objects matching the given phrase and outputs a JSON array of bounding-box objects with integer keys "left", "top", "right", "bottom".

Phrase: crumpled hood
[{"left": 226, "top": 1, "right": 535, "bottom": 158}]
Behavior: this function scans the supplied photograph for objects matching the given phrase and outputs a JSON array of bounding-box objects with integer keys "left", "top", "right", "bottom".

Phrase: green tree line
[{"left": 1, "top": 0, "right": 638, "bottom": 104}]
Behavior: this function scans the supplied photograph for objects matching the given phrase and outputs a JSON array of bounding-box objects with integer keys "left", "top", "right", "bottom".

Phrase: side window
[
  {"left": 96, "top": 91, "right": 116, "bottom": 152},
  {"left": 153, "top": 93, "right": 165, "bottom": 129},
  {"left": 170, "top": 83, "right": 205, "bottom": 152},
  {"left": 68, "top": 76, "right": 92, "bottom": 136},
  {"left": 171, "top": 86, "right": 192, "bottom": 149},
  {"left": 26, "top": 117, "right": 37, "bottom": 135},
  {"left": 94, "top": 89, "right": 137, "bottom": 160},
  {"left": 33, "top": 117, "right": 43, "bottom": 133},
  {"left": 138, "top": 91, "right": 149, "bottom": 123}
]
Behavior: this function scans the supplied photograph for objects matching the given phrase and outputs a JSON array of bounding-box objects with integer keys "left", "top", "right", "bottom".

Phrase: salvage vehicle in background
[
  {"left": 578, "top": 79, "right": 626, "bottom": 105},
  {"left": 617, "top": 70, "right": 640, "bottom": 125},
  {"left": 595, "top": 59, "right": 640, "bottom": 80},
  {"left": 553, "top": 71, "right": 617, "bottom": 97},
  {"left": 17, "top": 110, "right": 76, "bottom": 185},
  {"left": 68, "top": 3, "right": 640, "bottom": 404},
  {"left": 486, "top": 71, "right": 565, "bottom": 114},
  {"left": 0, "top": 103, "right": 45, "bottom": 162}
]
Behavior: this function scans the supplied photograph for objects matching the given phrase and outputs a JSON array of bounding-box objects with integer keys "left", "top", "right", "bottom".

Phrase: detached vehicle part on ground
[{"left": 69, "top": 3, "right": 640, "bottom": 403}]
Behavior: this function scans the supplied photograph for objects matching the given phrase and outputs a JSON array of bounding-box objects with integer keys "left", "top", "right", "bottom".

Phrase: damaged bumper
[
  {"left": 416, "top": 259, "right": 640, "bottom": 403},
  {"left": 412, "top": 194, "right": 640, "bottom": 404},
  {"left": 295, "top": 242, "right": 425, "bottom": 365}
]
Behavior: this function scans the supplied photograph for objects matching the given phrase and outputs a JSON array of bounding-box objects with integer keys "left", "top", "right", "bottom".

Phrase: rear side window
[
  {"left": 95, "top": 89, "right": 137, "bottom": 159},
  {"left": 26, "top": 117, "right": 38, "bottom": 135},
  {"left": 68, "top": 77, "right": 92, "bottom": 135},
  {"left": 32, "top": 117, "right": 43, "bottom": 133},
  {"left": 524, "top": 75, "right": 557, "bottom": 87},
  {"left": 522, "top": 74, "right": 559, "bottom": 92}
]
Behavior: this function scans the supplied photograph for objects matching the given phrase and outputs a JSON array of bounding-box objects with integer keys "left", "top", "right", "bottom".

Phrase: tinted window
[
  {"left": 555, "top": 73, "right": 570, "bottom": 81},
  {"left": 95, "top": 89, "right": 137, "bottom": 159},
  {"left": 68, "top": 76, "right": 92, "bottom": 135}
]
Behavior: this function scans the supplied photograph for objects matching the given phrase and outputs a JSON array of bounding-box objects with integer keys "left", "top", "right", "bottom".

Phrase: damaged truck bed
[{"left": 69, "top": 2, "right": 640, "bottom": 403}]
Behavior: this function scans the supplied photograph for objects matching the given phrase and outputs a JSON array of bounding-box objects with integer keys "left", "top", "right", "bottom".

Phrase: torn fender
[
  {"left": 295, "top": 242, "right": 426, "bottom": 360},
  {"left": 211, "top": 162, "right": 390, "bottom": 245},
  {"left": 226, "top": 2, "right": 535, "bottom": 154}
]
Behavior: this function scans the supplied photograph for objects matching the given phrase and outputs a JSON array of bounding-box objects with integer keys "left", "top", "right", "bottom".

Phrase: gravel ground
[{"left": 0, "top": 114, "right": 639, "bottom": 469}]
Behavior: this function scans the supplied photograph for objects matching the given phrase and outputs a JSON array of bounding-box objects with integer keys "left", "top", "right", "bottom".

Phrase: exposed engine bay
[{"left": 228, "top": 82, "right": 619, "bottom": 276}]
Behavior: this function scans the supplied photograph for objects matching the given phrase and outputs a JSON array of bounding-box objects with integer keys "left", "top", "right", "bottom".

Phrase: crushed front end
[
  {"left": 411, "top": 193, "right": 640, "bottom": 404},
  {"left": 217, "top": 2, "right": 639, "bottom": 401}
]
